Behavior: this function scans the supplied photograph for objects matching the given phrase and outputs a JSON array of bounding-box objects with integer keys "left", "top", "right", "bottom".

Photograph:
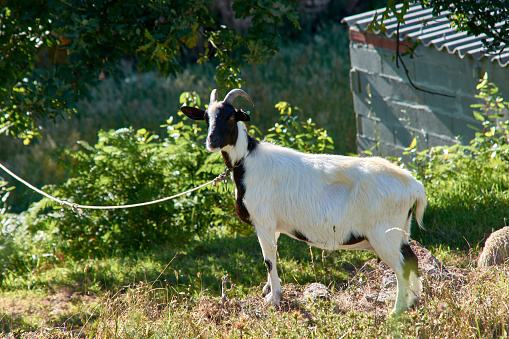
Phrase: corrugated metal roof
[{"left": 342, "top": 3, "right": 509, "bottom": 68}]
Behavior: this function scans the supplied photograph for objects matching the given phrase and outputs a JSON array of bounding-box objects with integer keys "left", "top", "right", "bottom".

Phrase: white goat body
[
  {"left": 238, "top": 140, "right": 425, "bottom": 251},
  {"left": 181, "top": 89, "right": 426, "bottom": 314}
]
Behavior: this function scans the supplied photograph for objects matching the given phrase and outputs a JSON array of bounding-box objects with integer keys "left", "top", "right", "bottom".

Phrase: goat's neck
[{"left": 221, "top": 122, "right": 249, "bottom": 168}]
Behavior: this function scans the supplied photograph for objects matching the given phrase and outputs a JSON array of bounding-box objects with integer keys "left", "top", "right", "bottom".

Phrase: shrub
[
  {"left": 44, "top": 128, "right": 225, "bottom": 258},
  {"left": 408, "top": 73, "right": 509, "bottom": 249},
  {"left": 1, "top": 24, "right": 354, "bottom": 213},
  {"left": 0, "top": 176, "right": 14, "bottom": 215},
  {"left": 264, "top": 101, "right": 334, "bottom": 154}
]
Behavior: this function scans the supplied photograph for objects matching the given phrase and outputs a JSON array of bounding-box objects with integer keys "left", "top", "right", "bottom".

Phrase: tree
[
  {"left": 424, "top": 0, "right": 508, "bottom": 55},
  {"left": 0, "top": 0, "right": 299, "bottom": 144},
  {"left": 366, "top": 0, "right": 508, "bottom": 97},
  {"left": 373, "top": 0, "right": 508, "bottom": 55}
]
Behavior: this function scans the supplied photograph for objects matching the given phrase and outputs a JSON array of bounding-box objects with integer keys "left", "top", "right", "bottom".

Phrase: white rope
[{"left": 0, "top": 162, "right": 229, "bottom": 214}]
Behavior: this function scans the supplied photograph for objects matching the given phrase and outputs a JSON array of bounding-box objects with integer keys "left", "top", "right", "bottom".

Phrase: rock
[
  {"left": 365, "top": 289, "right": 396, "bottom": 303},
  {"left": 381, "top": 272, "right": 397, "bottom": 289},
  {"left": 409, "top": 239, "right": 452, "bottom": 281},
  {"left": 478, "top": 226, "right": 509, "bottom": 267},
  {"left": 302, "top": 283, "right": 331, "bottom": 302}
]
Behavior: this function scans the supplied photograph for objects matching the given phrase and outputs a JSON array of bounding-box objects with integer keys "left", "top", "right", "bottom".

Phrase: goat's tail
[{"left": 413, "top": 187, "right": 427, "bottom": 230}]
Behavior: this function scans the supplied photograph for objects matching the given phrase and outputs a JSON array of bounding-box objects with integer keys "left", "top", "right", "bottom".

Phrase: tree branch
[{"left": 395, "top": 21, "right": 455, "bottom": 98}]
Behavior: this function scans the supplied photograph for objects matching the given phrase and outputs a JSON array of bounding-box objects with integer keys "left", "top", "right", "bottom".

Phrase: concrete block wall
[{"left": 349, "top": 30, "right": 509, "bottom": 158}]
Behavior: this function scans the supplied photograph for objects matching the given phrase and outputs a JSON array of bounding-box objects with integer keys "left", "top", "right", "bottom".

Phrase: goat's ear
[
  {"left": 180, "top": 106, "right": 205, "bottom": 120},
  {"left": 235, "top": 109, "right": 251, "bottom": 122}
]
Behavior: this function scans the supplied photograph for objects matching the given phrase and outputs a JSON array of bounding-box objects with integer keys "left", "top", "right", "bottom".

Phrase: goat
[{"left": 181, "top": 89, "right": 427, "bottom": 314}]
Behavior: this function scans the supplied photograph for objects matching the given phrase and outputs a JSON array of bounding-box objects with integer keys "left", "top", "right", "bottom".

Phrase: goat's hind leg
[
  {"left": 370, "top": 234, "right": 421, "bottom": 314},
  {"left": 391, "top": 242, "right": 421, "bottom": 314},
  {"left": 400, "top": 242, "right": 421, "bottom": 307}
]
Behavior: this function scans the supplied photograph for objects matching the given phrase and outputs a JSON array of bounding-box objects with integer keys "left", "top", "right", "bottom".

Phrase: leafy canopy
[
  {"left": 369, "top": 0, "right": 508, "bottom": 55},
  {"left": 0, "top": 0, "right": 299, "bottom": 143}
]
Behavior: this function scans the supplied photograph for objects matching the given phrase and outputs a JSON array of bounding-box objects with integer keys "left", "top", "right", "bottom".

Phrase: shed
[{"left": 342, "top": 3, "right": 509, "bottom": 157}]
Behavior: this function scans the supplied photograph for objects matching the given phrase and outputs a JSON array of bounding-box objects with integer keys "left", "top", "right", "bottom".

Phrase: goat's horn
[
  {"left": 223, "top": 89, "right": 254, "bottom": 107},
  {"left": 210, "top": 89, "right": 218, "bottom": 103}
]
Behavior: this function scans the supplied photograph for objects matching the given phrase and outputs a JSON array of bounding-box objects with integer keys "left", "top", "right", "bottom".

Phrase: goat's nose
[{"left": 207, "top": 135, "right": 221, "bottom": 147}]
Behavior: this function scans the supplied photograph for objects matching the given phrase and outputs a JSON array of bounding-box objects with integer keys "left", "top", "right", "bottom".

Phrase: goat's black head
[{"left": 181, "top": 89, "right": 254, "bottom": 152}]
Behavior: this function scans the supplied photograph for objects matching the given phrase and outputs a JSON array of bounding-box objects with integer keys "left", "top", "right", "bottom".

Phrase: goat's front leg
[
  {"left": 256, "top": 227, "right": 282, "bottom": 306},
  {"left": 262, "top": 232, "right": 280, "bottom": 297}
]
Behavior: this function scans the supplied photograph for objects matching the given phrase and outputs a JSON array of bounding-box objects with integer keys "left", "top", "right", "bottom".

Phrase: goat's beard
[{"left": 207, "top": 145, "right": 221, "bottom": 152}]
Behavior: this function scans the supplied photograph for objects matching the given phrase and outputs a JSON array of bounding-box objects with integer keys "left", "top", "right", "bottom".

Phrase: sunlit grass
[{"left": 5, "top": 263, "right": 507, "bottom": 338}]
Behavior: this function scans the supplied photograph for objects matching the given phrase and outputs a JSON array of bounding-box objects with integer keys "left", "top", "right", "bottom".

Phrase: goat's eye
[{"left": 230, "top": 115, "right": 235, "bottom": 121}]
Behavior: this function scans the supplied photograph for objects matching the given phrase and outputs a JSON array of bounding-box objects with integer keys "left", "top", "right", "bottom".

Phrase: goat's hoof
[
  {"left": 390, "top": 307, "right": 407, "bottom": 317},
  {"left": 264, "top": 290, "right": 282, "bottom": 306},
  {"left": 262, "top": 283, "right": 271, "bottom": 297}
]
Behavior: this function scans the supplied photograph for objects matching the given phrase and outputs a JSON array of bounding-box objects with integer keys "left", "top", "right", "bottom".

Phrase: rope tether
[{"left": 0, "top": 162, "right": 230, "bottom": 214}]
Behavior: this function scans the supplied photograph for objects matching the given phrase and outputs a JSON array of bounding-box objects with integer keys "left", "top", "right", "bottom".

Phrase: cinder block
[
  {"left": 459, "top": 94, "right": 485, "bottom": 120},
  {"left": 351, "top": 93, "right": 371, "bottom": 118},
  {"left": 420, "top": 91, "right": 459, "bottom": 118},
  {"left": 357, "top": 134, "right": 377, "bottom": 154},
  {"left": 380, "top": 45, "right": 421, "bottom": 81},
  {"left": 413, "top": 49, "right": 477, "bottom": 92},
  {"left": 357, "top": 134, "right": 406, "bottom": 158},
  {"left": 350, "top": 43, "right": 382, "bottom": 74},
  {"left": 418, "top": 48, "right": 469, "bottom": 75},
  {"left": 452, "top": 117, "right": 479, "bottom": 143},
  {"left": 350, "top": 69, "right": 362, "bottom": 94},
  {"left": 359, "top": 116, "right": 394, "bottom": 145},
  {"left": 426, "top": 132, "right": 460, "bottom": 148},
  {"left": 367, "top": 74, "right": 425, "bottom": 105},
  {"left": 393, "top": 126, "right": 427, "bottom": 151},
  {"left": 418, "top": 110, "right": 455, "bottom": 138},
  {"left": 382, "top": 99, "right": 422, "bottom": 128},
  {"left": 349, "top": 40, "right": 509, "bottom": 159},
  {"left": 365, "top": 95, "right": 401, "bottom": 124},
  {"left": 414, "top": 65, "right": 455, "bottom": 93}
]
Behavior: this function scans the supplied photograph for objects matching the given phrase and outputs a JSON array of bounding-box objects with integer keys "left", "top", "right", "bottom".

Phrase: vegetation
[
  {"left": 409, "top": 73, "right": 509, "bottom": 250},
  {"left": 0, "top": 98, "right": 334, "bottom": 286},
  {"left": 1, "top": 0, "right": 299, "bottom": 143},
  {"left": 0, "top": 24, "right": 354, "bottom": 213},
  {"left": 1, "top": 71, "right": 509, "bottom": 337},
  {"left": 1, "top": 1, "right": 509, "bottom": 336}
]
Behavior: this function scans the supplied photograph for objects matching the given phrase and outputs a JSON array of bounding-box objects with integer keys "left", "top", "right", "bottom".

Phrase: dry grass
[{"left": 4, "top": 258, "right": 507, "bottom": 338}]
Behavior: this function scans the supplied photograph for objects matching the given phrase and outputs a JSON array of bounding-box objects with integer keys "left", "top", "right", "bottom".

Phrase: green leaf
[
  {"left": 467, "top": 124, "right": 480, "bottom": 131},
  {"left": 144, "top": 29, "right": 155, "bottom": 41},
  {"left": 136, "top": 42, "right": 153, "bottom": 52},
  {"left": 488, "top": 114, "right": 504, "bottom": 119},
  {"left": 405, "top": 137, "right": 417, "bottom": 150},
  {"left": 473, "top": 111, "right": 486, "bottom": 122}
]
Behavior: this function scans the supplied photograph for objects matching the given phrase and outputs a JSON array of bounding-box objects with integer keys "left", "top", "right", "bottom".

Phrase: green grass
[
  {"left": 2, "top": 209, "right": 508, "bottom": 338},
  {"left": 0, "top": 226, "right": 377, "bottom": 335},
  {"left": 0, "top": 225, "right": 374, "bottom": 295}
]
